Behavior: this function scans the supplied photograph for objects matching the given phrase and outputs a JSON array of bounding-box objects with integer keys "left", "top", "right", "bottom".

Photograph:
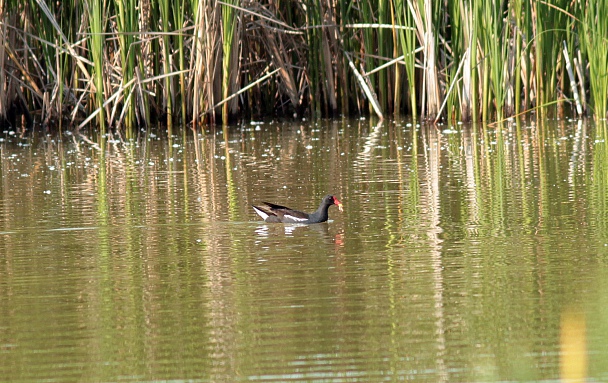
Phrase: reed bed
[{"left": 0, "top": 0, "right": 607, "bottom": 132}]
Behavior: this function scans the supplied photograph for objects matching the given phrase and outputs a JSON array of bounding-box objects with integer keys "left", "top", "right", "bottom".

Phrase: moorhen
[{"left": 253, "top": 194, "right": 343, "bottom": 224}]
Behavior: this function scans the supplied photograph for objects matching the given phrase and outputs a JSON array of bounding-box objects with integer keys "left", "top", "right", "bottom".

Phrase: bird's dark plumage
[{"left": 253, "top": 195, "right": 343, "bottom": 224}]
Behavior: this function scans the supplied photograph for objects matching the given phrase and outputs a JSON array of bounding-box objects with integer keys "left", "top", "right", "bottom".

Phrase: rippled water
[{"left": 1, "top": 119, "right": 607, "bottom": 382}]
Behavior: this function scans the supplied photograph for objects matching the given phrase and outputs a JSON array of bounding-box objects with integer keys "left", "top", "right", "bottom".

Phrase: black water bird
[{"left": 252, "top": 195, "right": 343, "bottom": 224}]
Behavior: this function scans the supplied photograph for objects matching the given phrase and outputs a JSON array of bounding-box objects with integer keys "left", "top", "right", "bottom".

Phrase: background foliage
[{"left": 0, "top": 0, "right": 606, "bottom": 131}]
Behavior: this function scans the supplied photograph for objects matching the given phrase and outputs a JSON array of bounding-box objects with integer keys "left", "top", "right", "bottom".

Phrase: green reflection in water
[{"left": 0, "top": 119, "right": 607, "bottom": 382}]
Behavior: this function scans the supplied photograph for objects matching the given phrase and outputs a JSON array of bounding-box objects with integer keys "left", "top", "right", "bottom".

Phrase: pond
[{"left": 0, "top": 118, "right": 607, "bottom": 382}]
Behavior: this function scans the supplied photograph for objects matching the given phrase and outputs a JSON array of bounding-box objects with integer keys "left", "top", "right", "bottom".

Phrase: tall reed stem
[{"left": 89, "top": 0, "right": 106, "bottom": 134}]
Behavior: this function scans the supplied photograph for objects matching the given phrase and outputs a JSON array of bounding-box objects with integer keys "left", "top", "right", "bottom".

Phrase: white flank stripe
[{"left": 284, "top": 214, "right": 309, "bottom": 222}]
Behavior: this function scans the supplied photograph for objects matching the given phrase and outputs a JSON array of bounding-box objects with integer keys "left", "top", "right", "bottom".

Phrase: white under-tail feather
[{"left": 252, "top": 206, "right": 269, "bottom": 220}]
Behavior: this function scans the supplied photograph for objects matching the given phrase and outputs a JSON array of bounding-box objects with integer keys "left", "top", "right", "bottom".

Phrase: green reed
[
  {"left": 2, "top": 0, "right": 607, "bottom": 131},
  {"left": 512, "top": 0, "right": 524, "bottom": 115},
  {"left": 114, "top": 0, "right": 138, "bottom": 135},
  {"left": 481, "top": 0, "right": 507, "bottom": 121},
  {"left": 174, "top": 0, "right": 188, "bottom": 126},
  {"left": 582, "top": 0, "right": 608, "bottom": 119},
  {"left": 534, "top": 0, "right": 570, "bottom": 118},
  {"left": 377, "top": 0, "right": 389, "bottom": 111},
  {"left": 395, "top": 0, "right": 418, "bottom": 117},
  {"left": 221, "top": 0, "right": 238, "bottom": 124},
  {"left": 159, "top": 0, "right": 173, "bottom": 132},
  {"left": 88, "top": 0, "right": 106, "bottom": 134}
]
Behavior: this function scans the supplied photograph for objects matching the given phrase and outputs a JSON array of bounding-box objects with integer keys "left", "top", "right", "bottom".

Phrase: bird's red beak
[{"left": 334, "top": 198, "right": 343, "bottom": 212}]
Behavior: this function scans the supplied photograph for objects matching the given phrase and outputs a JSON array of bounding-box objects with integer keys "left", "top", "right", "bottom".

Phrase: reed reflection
[{"left": 0, "top": 118, "right": 607, "bottom": 381}]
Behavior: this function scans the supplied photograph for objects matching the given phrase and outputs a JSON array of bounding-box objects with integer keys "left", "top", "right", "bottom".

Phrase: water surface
[{"left": 1, "top": 119, "right": 607, "bottom": 382}]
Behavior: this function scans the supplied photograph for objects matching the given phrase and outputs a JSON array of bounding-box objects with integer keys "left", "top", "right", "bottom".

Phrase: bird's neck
[{"left": 311, "top": 203, "right": 330, "bottom": 221}]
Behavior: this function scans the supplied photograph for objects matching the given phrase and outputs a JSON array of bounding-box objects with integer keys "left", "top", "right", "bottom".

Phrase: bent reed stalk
[{"left": 1, "top": 0, "right": 607, "bottom": 132}]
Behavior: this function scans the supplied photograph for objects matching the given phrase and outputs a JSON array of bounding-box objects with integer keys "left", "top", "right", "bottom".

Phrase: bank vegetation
[{"left": 0, "top": 0, "right": 607, "bottom": 133}]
